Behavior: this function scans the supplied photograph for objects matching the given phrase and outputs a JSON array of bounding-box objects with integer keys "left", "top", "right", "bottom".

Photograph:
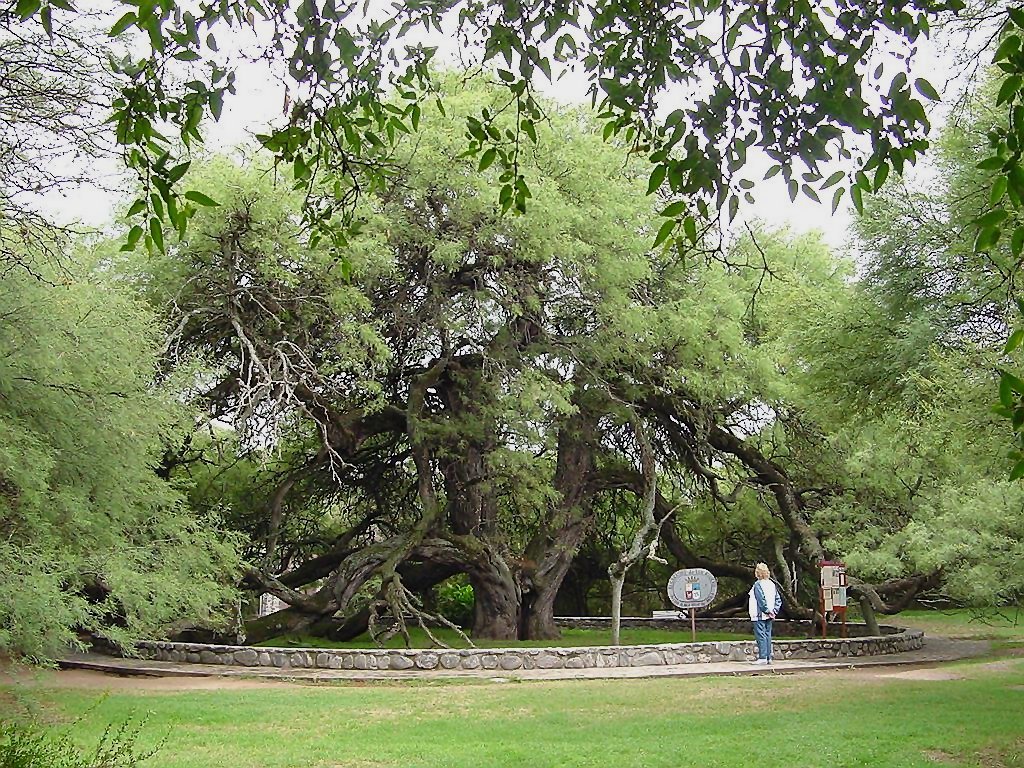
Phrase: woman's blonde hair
[{"left": 754, "top": 562, "right": 770, "bottom": 579}]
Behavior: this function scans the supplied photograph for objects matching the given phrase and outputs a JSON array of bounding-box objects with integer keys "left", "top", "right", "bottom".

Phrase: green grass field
[
  {"left": 256, "top": 626, "right": 742, "bottom": 649},
  {"left": 894, "top": 608, "right": 1024, "bottom": 641},
  {"left": 3, "top": 608, "right": 1022, "bottom": 768},
  {"left": 5, "top": 658, "right": 1022, "bottom": 768}
]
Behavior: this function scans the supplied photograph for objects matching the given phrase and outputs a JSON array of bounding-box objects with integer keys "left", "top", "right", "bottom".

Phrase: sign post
[
  {"left": 818, "top": 561, "right": 848, "bottom": 638},
  {"left": 667, "top": 568, "right": 718, "bottom": 641}
]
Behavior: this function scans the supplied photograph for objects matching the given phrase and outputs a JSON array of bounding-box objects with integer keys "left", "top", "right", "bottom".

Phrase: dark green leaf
[
  {"left": 109, "top": 12, "right": 137, "bottom": 36},
  {"left": 683, "top": 215, "right": 697, "bottom": 245},
  {"left": 521, "top": 119, "right": 537, "bottom": 143},
  {"left": 977, "top": 156, "right": 1006, "bottom": 171},
  {"left": 149, "top": 218, "right": 164, "bottom": 253},
  {"left": 831, "top": 186, "right": 845, "bottom": 214},
  {"left": 647, "top": 165, "right": 666, "bottom": 195},
  {"left": 167, "top": 161, "right": 191, "bottom": 184},
  {"left": 992, "top": 176, "right": 1009, "bottom": 206},
  {"left": 126, "top": 198, "right": 147, "bottom": 218},
  {"left": 976, "top": 208, "right": 1009, "bottom": 228},
  {"left": 995, "top": 33, "right": 1022, "bottom": 62},
  {"left": 1002, "top": 369, "right": 1024, "bottom": 396},
  {"left": 914, "top": 78, "right": 940, "bottom": 102},
  {"left": 210, "top": 90, "right": 224, "bottom": 121},
  {"left": 1010, "top": 458, "right": 1024, "bottom": 481},
  {"left": 661, "top": 200, "right": 687, "bottom": 217},
  {"left": 1006, "top": 328, "right": 1024, "bottom": 354},
  {"left": 1012, "top": 226, "right": 1024, "bottom": 258},
  {"left": 478, "top": 147, "right": 497, "bottom": 172},
  {"left": 1001, "top": 375, "right": 1015, "bottom": 408},
  {"left": 851, "top": 185, "right": 864, "bottom": 214},
  {"left": 653, "top": 218, "right": 676, "bottom": 248},
  {"left": 822, "top": 171, "right": 845, "bottom": 189},
  {"left": 120, "top": 225, "right": 144, "bottom": 252},
  {"left": 873, "top": 162, "right": 889, "bottom": 190},
  {"left": 974, "top": 225, "right": 1001, "bottom": 252},
  {"left": 14, "top": 0, "right": 41, "bottom": 19},
  {"left": 184, "top": 190, "right": 219, "bottom": 206}
]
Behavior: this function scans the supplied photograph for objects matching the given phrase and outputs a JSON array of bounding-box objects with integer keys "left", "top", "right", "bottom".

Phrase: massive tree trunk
[
  {"left": 469, "top": 565, "right": 520, "bottom": 640},
  {"left": 434, "top": 360, "right": 522, "bottom": 639},
  {"left": 522, "top": 547, "right": 578, "bottom": 640},
  {"left": 518, "top": 406, "right": 600, "bottom": 639},
  {"left": 521, "top": 522, "right": 594, "bottom": 640}
]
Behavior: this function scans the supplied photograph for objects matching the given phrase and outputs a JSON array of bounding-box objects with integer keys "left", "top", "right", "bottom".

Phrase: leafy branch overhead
[
  {"left": 977, "top": 7, "right": 1024, "bottom": 476},
  {"left": 15, "top": 0, "right": 959, "bottom": 256}
]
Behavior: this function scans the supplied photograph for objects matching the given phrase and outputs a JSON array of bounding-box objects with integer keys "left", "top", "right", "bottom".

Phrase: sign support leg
[{"left": 690, "top": 609, "right": 696, "bottom": 642}]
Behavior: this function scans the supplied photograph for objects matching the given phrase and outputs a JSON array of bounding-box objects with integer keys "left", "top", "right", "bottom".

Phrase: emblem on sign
[{"left": 667, "top": 568, "right": 717, "bottom": 609}]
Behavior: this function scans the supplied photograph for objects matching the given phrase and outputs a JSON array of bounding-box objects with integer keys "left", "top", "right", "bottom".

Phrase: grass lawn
[
  {"left": 4, "top": 657, "right": 1023, "bottom": 768},
  {"left": 255, "top": 626, "right": 743, "bottom": 649},
  {"left": 3, "top": 606, "right": 1022, "bottom": 768},
  {"left": 893, "top": 608, "right": 1024, "bottom": 642}
]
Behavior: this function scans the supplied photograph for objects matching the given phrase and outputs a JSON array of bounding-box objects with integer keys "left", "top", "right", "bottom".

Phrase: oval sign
[{"left": 667, "top": 568, "right": 718, "bottom": 610}]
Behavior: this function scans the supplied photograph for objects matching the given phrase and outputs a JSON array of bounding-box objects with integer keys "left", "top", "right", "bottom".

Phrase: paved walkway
[{"left": 56, "top": 637, "right": 992, "bottom": 683}]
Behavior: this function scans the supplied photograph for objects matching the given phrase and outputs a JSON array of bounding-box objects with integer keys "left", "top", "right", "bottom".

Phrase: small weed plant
[{"left": 0, "top": 715, "right": 159, "bottom": 768}]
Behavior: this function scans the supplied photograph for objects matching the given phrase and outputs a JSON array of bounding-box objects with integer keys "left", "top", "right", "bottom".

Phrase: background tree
[
  {"left": 0, "top": 7, "right": 115, "bottom": 275},
  {"left": 734, "top": 148, "right": 1024, "bottom": 614},
  {"left": 0, "top": 243, "right": 242, "bottom": 660}
]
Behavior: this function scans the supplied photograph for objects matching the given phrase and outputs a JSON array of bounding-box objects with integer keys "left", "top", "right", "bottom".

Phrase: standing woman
[{"left": 748, "top": 562, "right": 782, "bottom": 664}]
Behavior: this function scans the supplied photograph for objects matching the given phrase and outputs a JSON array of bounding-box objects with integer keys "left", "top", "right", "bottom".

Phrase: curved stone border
[{"left": 116, "top": 618, "right": 923, "bottom": 673}]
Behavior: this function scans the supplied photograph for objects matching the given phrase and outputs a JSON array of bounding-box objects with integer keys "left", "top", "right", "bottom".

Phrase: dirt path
[{"left": 1, "top": 666, "right": 308, "bottom": 692}]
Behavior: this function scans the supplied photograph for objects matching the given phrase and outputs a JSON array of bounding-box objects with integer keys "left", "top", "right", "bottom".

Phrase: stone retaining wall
[{"left": 125, "top": 619, "right": 923, "bottom": 673}]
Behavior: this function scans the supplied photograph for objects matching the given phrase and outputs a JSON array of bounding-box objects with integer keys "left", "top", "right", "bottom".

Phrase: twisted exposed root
[{"left": 367, "top": 573, "right": 475, "bottom": 649}]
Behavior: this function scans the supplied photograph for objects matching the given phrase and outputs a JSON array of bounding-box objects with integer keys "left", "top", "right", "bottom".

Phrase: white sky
[{"left": 46, "top": 10, "right": 965, "bottom": 254}]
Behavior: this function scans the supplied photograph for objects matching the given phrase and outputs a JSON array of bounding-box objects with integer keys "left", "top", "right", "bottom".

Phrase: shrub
[
  {"left": 434, "top": 576, "right": 475, "bottom": 627},
  {"left": 0, "top": 716, "right": 159, "bottom": 768}
]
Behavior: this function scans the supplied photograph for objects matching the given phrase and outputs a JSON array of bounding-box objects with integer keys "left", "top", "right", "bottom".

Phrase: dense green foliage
[
  {"left": 109, "top": 75, "right": 1024, "bottom": 645},
  {"left": 789, "top": 79, "right": 1024, "bottom": 606},
  {"left": 763, "top": 242, "right": 1024, "bottom": 605},
  {"left": 4, "top": 0, "right": 1023, "bottom": 655},
  {"left": 0, "top": 248, "right": 242, "bottom": 660}
]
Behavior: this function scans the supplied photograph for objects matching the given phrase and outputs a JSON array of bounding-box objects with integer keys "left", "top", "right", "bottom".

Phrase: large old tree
[{"left": 134, "top": 83, "right": 949, "bottom": 643}]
